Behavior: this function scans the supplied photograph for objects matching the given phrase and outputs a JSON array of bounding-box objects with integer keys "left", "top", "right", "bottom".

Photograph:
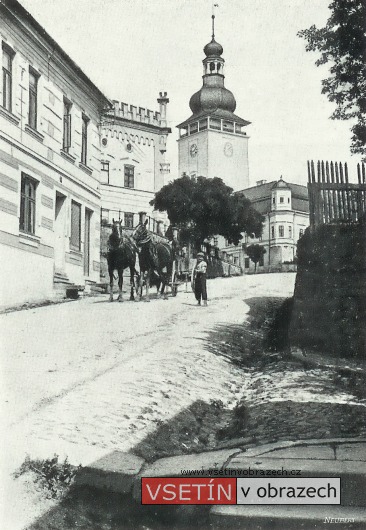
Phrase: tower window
[
  {"left": 271, "top": 226, "right": 275, "bottom": 239},
  {"left": 210, "top": 62, "right": 215, "bottom": 72},
  {"left": 217, "top": 63, "right": 221, "bottom": 72},
  {"left": 189, "top": 122, "right": 198, "bottom": 134},
  {"left": 199, "top": 119, "right": 208, "bottom": 131},
  {"left": 280, "top": 196, "right": 284, "bottom": 203},
  {"left": 209, "top": 118, "right": 221, "bottom": 130},
  {"left": 279, "top": 225, "right": 284, "bottom": 237},
  {"left": 223, "top": 121, "right": 234, "bottom": 133},
  {"left": 289, "top": 226, "right": 292, "bottom": 238}
]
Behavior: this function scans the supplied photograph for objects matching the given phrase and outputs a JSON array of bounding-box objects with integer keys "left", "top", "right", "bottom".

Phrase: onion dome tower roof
[
  {"left": 189, "top": 86, "right": 236, "bottom": 114},
  {"left": 204, "top": 38, "right": 223, "bottom": 57},
  {"left": 177, "top": 14, "right": 251, "bottom": 129}
]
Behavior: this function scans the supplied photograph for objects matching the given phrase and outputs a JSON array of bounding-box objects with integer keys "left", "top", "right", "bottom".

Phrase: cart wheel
[{"left": 171, "top": 271, "right": 178, "bottom": 297}]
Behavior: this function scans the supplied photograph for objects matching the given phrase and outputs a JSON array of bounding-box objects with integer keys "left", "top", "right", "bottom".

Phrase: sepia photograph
[{"left": 0, "top": 0, "right": 365, "bottom": 528}]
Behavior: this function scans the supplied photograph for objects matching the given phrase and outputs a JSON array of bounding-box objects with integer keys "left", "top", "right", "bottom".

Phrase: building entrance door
[
  {"left": 54, "top": 192, "right": 66, "bottom": 272},
  {"left": 84, "top": 209, "right": 92, "bottom": 276}
]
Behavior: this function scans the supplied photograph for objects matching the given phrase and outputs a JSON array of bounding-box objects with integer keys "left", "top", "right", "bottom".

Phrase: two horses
[{"left": 107, "top": 219, "right": 175, "bottom": 302}]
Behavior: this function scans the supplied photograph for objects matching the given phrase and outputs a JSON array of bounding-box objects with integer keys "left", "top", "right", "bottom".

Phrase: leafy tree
[
  {"left": 298, "top": 0, "right": 366, "bottom": 157},
  {"left": 150, "top": 175, "right": 263, "bottom": 249},
  {"left": 245, "top": 244, "right": 266, "bottom": 273}
]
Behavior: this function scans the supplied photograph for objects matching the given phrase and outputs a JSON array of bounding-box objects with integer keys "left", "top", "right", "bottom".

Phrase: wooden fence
[{"left": 307, "top": 160, "right": 366, "bottom": 229}]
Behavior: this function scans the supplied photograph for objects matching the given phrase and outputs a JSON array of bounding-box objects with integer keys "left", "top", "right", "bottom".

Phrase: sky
[{"left": 19, "top": 0, "right": 360, "bottom": 186}]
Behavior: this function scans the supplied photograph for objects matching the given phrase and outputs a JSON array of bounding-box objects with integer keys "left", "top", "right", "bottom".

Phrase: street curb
[
  {"left": 74, "top": 450, "right": 145, "bottom": 494},
  {"left": 72, "top": 439, "right": 366, "bottom": 527}
]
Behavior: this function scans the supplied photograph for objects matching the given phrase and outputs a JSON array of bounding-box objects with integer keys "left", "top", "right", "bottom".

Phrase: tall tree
[
  {"left": 245, "top": 244, "right": 266, "bottom": 273},
  {"left": 298, "top": 0, "right": 366, "bottom": 157},
  {"left": 151, "top": 175, "right": 263, "bottom": 249}
]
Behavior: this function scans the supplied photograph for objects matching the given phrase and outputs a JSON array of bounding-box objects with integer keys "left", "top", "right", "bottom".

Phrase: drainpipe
[{"left": 268, "top": 213, "right": 271, "bottom": 266}]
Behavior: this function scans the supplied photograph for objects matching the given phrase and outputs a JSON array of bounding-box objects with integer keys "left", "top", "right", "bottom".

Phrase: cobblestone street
[
  {"left": 1, "top": 275, "right": 292, "bottom": 465},
  {"left": 2, "top": 273, "right": 365, "bottom": 529}
]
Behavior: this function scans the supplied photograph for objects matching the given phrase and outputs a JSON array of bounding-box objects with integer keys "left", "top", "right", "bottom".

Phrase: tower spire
[{"left": 211, "top": 14, "right": 215, "bottom": 40}]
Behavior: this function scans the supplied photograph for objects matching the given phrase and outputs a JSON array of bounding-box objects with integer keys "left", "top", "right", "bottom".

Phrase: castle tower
[{"left": 177, "top": 15, "right": 250, "bottom": 191}]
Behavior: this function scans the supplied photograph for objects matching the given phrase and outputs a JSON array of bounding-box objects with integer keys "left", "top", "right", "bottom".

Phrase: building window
[
  {"left": 124, "top": 212, "right": 134, "bottom": 228},
  {"left": 245, "top": 258, "right": 250, "bottom": 269},
  {"left": 20, "top": 174, "right": 37, "bottom": 234},
  {"left": 280, "top": 196, "right": 284, "bottom": 203},
  {"left": 299, "top": 228, "right": 304, "bottom": 238},
  {"left": 70, "top": 200, "right": 81, "bottom": 251},
  {"left": 124, "top": 165, "right": 134, "bottom": 188},
  {"left": 101, "top": 161, "right": 109, "bottom": 183},
  {"left": 63, "top": 99, "right": 72, "bottom": 152},
  {"left": 272, "top": 197, "right": 275, "bottom": 205},
  {"left": 81, "top": 114, "right": 89, "bottom": 165},
  {"left": 271, "top": 226, "right": 275, "bottom": 239},
  {"left": 2, "top": 44, "right": 13, "bottom": 112},
  {"left": 289, "top": 226, "right": 292, "bottom": 238},
  {"left": 279, "top": 225, "right": 284, "bottom": 237},
  {"left": 28, "top": 69, "right": 39, "bottom": 130}
]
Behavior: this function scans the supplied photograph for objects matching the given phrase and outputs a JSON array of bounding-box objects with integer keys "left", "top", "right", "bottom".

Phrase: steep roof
[
  {"left": 177, "top": 108, "right": 250, "bottom": 129},
  {"left": 238, "top": 180, "right": 309, "bottom": 214}
]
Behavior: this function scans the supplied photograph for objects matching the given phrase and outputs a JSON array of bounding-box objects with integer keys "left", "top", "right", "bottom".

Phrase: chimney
[{"left": 157, "top": 91, "right": 169, "bottom": 128}]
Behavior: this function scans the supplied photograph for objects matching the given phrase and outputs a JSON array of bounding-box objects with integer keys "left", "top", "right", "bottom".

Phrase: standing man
[{"left": 192, "top": 252, "right": 208, "bottom": 306}]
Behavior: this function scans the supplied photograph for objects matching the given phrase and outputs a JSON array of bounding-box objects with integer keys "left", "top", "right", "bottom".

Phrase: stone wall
[{"left": 289, "top": 223, "right": 366, "bottom": 358}]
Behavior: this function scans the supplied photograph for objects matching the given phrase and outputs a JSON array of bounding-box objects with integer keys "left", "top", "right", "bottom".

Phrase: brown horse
[
  {"left": 132, "top": 220, "right": 174, "bottom": 301},
  {"left": 107, "top": 219, "right": 138, "bottom": 302}
]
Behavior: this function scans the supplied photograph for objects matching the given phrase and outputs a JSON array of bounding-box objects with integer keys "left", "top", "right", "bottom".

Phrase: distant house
[
  {"left": 216, "top": 178, "right": 309, "bottom": 272},
  {"left": 0, "top": 0, "right": 110, "bottom": 306}
]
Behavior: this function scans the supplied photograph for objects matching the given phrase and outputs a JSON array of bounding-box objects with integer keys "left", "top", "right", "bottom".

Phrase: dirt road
[{"left": 1, "top": 274, "right": 296, "bottom": 528}]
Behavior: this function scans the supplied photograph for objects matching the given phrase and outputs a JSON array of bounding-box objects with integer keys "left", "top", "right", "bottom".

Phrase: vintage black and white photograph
[{"left": 0, "top": 0, "right": 365, "bottom": 528}]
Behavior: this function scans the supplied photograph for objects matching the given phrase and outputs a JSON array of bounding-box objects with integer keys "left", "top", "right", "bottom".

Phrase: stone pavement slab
[
  {"left": 226, "top": 454, "right": 366, "bottom": 507},
  {"left": 75, "top": 451, "right": 145, "bottom": 494},
  {"left": 210, "top": 505, "right": 366, "bottom": 530},
  {"left": 132, "top": 448, "right": 240, "bottom": 501},
  {"left": 336, "top": 443, "right": 366, "bottom": 461},
  {"left": 261, "top": 445, "right": 335, "bottom": 460}
]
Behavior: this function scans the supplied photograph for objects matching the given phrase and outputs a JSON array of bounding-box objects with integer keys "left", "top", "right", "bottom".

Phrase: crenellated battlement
[{"left": 107, "top": 100, "right": 164, "bottom": 128}]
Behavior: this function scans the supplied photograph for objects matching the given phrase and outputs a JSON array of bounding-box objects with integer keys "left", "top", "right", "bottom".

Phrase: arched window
[{"left": 210, "top": 62, "right": 215, "bottom": 72}]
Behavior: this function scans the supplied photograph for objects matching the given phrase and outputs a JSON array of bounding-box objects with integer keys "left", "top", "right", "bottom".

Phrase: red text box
[{"left": 141, "top": 477, "right": 236, "bottom": 505}]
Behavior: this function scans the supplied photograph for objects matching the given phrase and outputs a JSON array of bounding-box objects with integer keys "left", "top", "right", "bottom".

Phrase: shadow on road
[{"left": 19, "top": 295, "right": 366, "bottom": 530}]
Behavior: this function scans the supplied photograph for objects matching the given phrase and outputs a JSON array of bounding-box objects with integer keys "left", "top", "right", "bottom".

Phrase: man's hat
[{"left": 197, "top": 252, "right": 204, "bottom": 257}]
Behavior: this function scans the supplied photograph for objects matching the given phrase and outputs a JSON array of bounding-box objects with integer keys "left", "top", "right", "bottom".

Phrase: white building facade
[
  {"left": 0, "top": 0, "right": 110, "bottom": 306},
  {"left": 218, "top": 178, "right": 309, "bottom": 272},
  {"left": 100, "top": 94, "right": 171, "bottom": 232}
]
